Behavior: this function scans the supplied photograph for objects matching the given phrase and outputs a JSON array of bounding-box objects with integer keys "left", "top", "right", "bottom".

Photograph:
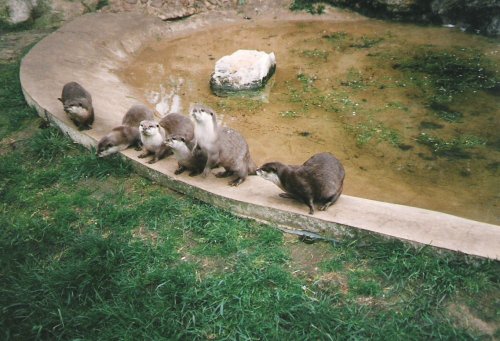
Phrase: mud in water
[{"left": 117, "top": 18, "right": 500, "bottom": 225}]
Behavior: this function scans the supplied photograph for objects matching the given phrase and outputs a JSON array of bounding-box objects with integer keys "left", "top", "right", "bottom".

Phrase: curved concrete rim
[{"left": 20, "top": 10, "right": 500, "bottom": 260}]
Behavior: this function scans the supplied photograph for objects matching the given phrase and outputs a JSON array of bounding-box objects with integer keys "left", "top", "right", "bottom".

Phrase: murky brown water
[{"left": 117, "top": 19, "right": 499, "bottom": 225}]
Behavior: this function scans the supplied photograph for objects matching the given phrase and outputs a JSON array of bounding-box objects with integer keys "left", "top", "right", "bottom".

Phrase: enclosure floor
[{"left": 20, "top": 10, "right": 500, "bottom": 259}]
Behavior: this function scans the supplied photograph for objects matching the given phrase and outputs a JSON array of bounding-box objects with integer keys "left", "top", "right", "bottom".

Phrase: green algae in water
[
  {"left": 398, "top": 47, "right": 499, "bottom": 104},
  {"left": 346, "top": 120, "right": 402, "bottom": 147},
  {"left": 417, "top": 133, "right": 487, "bottom": 158},
  {"left": 301, "top": 49, "right": 329, "bottom": 62}
]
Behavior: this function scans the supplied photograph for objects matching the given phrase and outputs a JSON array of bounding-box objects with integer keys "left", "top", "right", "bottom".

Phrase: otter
[
  {"left": 58, "top": 81, "right": 94, "bottom": 130},
  {"left": 190, "top": 104, "right": 256, "bottom": 186},
  {"left": 97, "top": 104, "right": 154, "bottom": 157},
  {"left": 159, "top": 113, "right": 194, "bottom": 142},
  {"left": 165, "top": 136, "right": 207, "bottom": 176},
  {"left": 138, "top": 120, "right": 169, "bottom": 164},
  {"left": 256, "top": 152, "right": 345, "bottom": 215}
]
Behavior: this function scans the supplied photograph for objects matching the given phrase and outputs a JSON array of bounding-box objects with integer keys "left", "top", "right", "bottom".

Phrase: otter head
[
  {"left": 139, "top": 120, "right": 160, "bottom": 136},
  {"left": 97, "top": 136, "right": 115, "bottom": 158},
  {"left": 165, "top": 136, "right": 186, "bottom": 150},
  {"left": 256, "top": 162, "right": 284, "bottom": 188},
  {"left": 97, "top": 133, "right": 128, "bottom": 158},
  {"left": 189, "top": 104, "right": 217, "bottom": 128}
]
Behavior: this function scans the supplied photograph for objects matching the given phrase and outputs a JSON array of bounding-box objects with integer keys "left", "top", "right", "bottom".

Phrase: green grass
[
  {"left": 1, "top": 28, "right": 499, "bottom": 340},
  {"left": 0, "top": 62, "right": 38, "bottom": 140}
]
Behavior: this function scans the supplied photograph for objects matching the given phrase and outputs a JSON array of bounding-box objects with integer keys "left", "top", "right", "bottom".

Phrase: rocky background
[
  {"left": 0, "top": 0, "right": 498, "bottom": 36},
  {"left": 325, "top": 0, "right": 499, "bottom": 36}
]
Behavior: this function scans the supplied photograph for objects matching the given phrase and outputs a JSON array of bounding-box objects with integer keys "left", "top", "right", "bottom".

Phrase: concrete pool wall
[{"left": 20, "top": 9, "right": 500, "bottom": 259}]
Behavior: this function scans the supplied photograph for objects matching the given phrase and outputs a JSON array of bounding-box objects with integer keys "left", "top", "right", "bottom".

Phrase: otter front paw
[
  {"left": 229, "top": 177, "right": 244, "bottom": 186},
  {"left": 175, "top": 166, "right": 186, "bottom": 175}
]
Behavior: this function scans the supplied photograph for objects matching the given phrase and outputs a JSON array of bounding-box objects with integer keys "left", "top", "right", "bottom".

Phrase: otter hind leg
[
  {"left": 216, "top": 170, "right": 234, "bottom": 178},
  {"left": 229, "top": 176, "right": 245, "bottom": 186},
  {"left": 319, "top": 192, "right": 342, "bottom": 211},
  {"left": 138, "top": 149, "right": 152, "bottom": 158},
  {"left": 304, "top": 197, "right": 315, "bottom": 215},
  {"left": 175, "top": 165, "right": 187, "bottom": 175}
]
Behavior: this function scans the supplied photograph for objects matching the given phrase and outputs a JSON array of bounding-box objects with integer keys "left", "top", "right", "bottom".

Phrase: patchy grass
[{"left": 2, "top": 129, "right": 499, "bottom": 339}]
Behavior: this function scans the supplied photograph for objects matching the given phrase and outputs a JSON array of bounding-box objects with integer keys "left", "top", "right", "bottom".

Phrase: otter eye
[
  {"left": 209, "top": 112, "right": 213, "bottom": 116},
  {"left": 156, "top": 124, "right": 159, "bottom": 127}
]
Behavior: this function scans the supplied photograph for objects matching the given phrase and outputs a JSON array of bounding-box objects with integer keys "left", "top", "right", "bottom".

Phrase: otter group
[{"left": 59, "top": 81, "right": 345, "bottom": 214}]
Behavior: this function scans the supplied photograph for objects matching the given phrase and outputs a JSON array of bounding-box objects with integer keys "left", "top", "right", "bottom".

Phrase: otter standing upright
[
  {"left": 257, "top": 152, "right": 345, "bottom": 215},
  {"left": 190, "top": 104, "right": 256, "bottom": 186},
  {"left": 58, "top": 82, "right": 94, "bottom": 130}
]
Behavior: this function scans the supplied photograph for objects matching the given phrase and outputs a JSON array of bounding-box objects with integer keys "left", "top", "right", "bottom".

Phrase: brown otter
[
  {"left": 58, "top": 82, "right": 94, "bottom": 130},
  {"left": 159, "top": 113, "right": 194, "bottom": 142},
  {"left": 190, "top": 104, "right": 256, "bottom": 186},
  {"left": 256, "top": 152, "right": 345, "bottom": 215},
  {"left": 138, "top": 120, "right": 169, "bottom": 164},
  {"left": 97, "top": 104, "right": 154, "bottom": 157},
  {"left": 165, "top": 136, "right": 207, "bottom": 176}
]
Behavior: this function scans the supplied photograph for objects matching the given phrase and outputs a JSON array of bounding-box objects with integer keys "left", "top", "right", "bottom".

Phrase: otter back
[
  {"left": 122, "top": 104, "right": 154, "bottom": 127},
  {"left": 160, "top": 113, "right": 194, "bottom": 142}
]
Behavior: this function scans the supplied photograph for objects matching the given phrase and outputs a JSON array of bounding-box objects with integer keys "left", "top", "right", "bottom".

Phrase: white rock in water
[{"left": 210, "top": 49, "right": 276, "bottom": 96}]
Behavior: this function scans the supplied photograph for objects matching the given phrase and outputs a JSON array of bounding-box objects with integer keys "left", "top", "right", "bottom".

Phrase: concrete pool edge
[{"left": 19, "top": 11, "right": 500, "bottom": 260}]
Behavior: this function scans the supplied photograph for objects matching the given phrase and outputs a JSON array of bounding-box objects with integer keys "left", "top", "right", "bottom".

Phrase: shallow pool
[{"left": 117, "top": 18, "right": 499, "bottom": 225}]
